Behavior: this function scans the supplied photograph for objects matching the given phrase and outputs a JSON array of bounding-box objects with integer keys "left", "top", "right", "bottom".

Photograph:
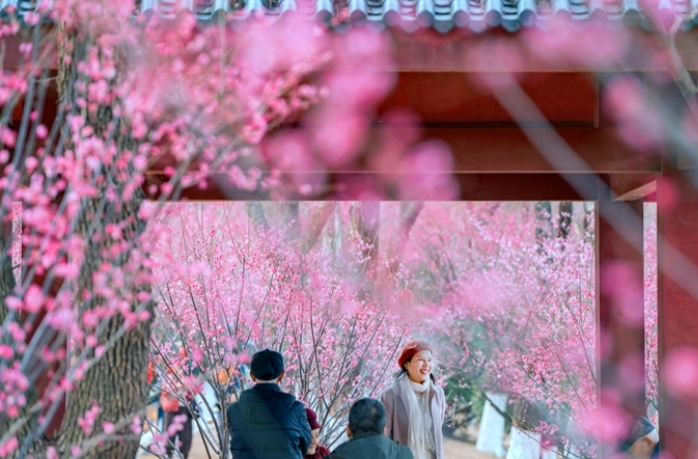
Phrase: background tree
[
  {"left": 149, "top": 202, "right": 410, "bottom": 457},
  {"left": 0, "top": 5, "right": 417, "bottom": 458},
  {"left": 394, "top": 202, "right": 598, "bottom": 457},
  {"left": 0, "top": 0, "right": 683, "bottom": 456}
]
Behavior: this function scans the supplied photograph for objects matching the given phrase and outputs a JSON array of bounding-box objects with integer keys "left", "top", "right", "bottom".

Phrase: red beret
[
  {"left": 305, "top": 407, "right": 322, "bottom": 430},
  {"left": 397, "top": 340, "right": 433, "bottom": 368}
]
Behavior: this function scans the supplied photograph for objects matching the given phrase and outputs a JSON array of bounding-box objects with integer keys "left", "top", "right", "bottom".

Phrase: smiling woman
[{"left": 380, "top": 341, "right": 446, "bottom": 459}]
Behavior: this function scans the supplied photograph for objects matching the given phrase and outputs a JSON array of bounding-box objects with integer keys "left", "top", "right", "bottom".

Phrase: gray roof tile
[{"left": 0, "top": 0, "right": 693, "bottom": 32}]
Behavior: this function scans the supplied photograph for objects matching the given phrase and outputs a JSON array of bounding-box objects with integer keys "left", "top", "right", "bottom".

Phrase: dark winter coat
[
  {"left": 227, "top": 383, "right": 312, "bottom": 459},
  {"left": 328, "top": 433, "right": 414, "bottom": 459}
]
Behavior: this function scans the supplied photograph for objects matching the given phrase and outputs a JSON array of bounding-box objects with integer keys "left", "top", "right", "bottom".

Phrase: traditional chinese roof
[{"left": 1, "top": 0, "right": 693, "bottom": 33}]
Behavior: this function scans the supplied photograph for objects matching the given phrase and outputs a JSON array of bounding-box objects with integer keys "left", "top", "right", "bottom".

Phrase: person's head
[
  {"left": 305, "top": 408, "right": 322, "bottom": 455},
  {"left": 250, "top": 349, "right": 285, "bottom": 384},
  {"left": 346, "top": 398, "right": 386, "bottom": 438},
  {"left": 619, "top": 416, "right": 659, "bottom": 459},
  {"left": 397, "top": 340, "right": 434, "bottom": 383}
]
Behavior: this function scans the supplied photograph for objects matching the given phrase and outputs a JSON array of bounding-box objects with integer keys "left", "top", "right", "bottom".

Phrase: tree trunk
[
  {"left": 557, "top": 201, "right": 573, "bottom": 239},
  {"left": 540, "top": 445, "right": 558, "bottom": 459},
  {"left": 388, "top": 201, "right": 423, "bottom": 275},
  {"left": 246, "top": 202, "right": 270, "bottom": 231},
  {"left": 0, "top": 228, "right": 17, "bottom": 436},
  {"left": 534, "top": 202, "right": 552, "bottom": 252},
  {"left": 475, "top": 393, "right": 508, "bottom": 458},
  {"left": 582, "top": 202, "right": 594, "bottom": 243},
  {"left": 56, "top": 192, "right": 153, "bottom": 459},
  {"left": 505, "top": 427, "right": 541, "bottom": 459},
  {"left": 0, "top": 231, "right": 14, "bottom": 325},
  {"left": 301, "top": 202, "right": 335, "bottom": 254},
  {"left": 281, "top": 202, "right": 300, "bottom": 241},
  {"left": 50, "top": 26, "right": 153, "bottom": 459},
  {"left": 350, "top": 201, "right": 380, "bottom": 274}
]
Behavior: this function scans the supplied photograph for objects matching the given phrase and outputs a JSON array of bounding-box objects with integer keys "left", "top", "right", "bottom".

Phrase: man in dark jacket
[
  {"left": 227, "top": 349, "right": 312, "bottom": 459},
  {"left": 617, "top": 416, "right": 660, "bottom": 459},
  {"left": 329, "top": 398, "right": 413, "bottom": 459}
]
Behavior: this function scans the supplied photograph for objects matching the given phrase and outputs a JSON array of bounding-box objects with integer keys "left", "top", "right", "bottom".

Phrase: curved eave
[{"left": 0, "top": 0, "right": 697, "bottom": 33}]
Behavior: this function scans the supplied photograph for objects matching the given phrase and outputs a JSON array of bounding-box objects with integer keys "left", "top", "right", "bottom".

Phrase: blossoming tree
[
  {"left": 0, "top": 0, "right": 692, "bottom": 457},
  {"left": 389, "top": 203, "right": 597, "bottom": 456},
  {"left": 149, "top": 202, "right": 415, "bottom": 456},
  {"left": 0, "top": 3, "right": 415, "bottom": 458}
]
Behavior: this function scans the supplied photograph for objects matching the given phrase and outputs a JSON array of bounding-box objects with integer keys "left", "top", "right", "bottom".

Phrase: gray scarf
[{"left": 399, "top": 375, "right": 436, "bottom": 459}]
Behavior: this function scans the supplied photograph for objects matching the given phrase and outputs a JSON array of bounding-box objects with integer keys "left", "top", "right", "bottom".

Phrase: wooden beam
[
  {"left": 616, "top": 181, "right": 657, "bottom": 201},
  {"left": 378, "top": 72, "right": 597, "bottom": 124},
  {"left": 608, "top": 173, "right": 658, "bottom": 201},
  {"left": 432, "top": 128, "right": 659, "bottom": 173},
  {"left": 455, "top": 172, "right": 596, "bottom": 200},
  {"left": 391, "top": 28, "right": 698, "bottom": 72},
  {"left": 144, "top": 172, "right": 600, "bottom": 201},
  {"left": 658, "top": 169, "right": 698, "bottom": 459},
  {"left": 164, "top": 127, "right": 654, "bottom": 177},
  {"left": 0, "top": 31, "right": 57, "bottom": 70},
  {"left": 359, "top": 127, "right": 656, "bottom": 174},
  {"left": 149, "top": 127, "right": 661, "bottom": 195},
  {"left": 597, "top": 188, "right": 645, "bottom": 454}
]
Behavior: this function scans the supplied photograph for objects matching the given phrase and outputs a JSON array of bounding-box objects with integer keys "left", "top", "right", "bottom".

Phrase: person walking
[
  {"left": 160, "top": 379, "right": 194, "bottom": 459},
  {"left": 147, "top": 359, "right": 165, "bottom": 432},
  {"left": 305, "top": 407, "right": 331, "bottom": 459},
  {"left": 328, "top": 398, "right": 413, "bottom": 459},
  {"left": 159, "top": 346, "right": 203, "bottom": 459},
  {"left": 227, "top": 349, "right": 312, "bottom": 459},
  {"left": 380, "top": 340, "right": 446, "bottom": 459}
]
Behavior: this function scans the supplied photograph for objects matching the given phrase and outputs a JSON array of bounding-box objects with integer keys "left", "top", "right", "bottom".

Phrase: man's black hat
[
  {"left": 250, "top": 349, "right": 284, "bottom": 381},
  {"left": 619, "top": 416, "right": 656, "bottom": 452}
]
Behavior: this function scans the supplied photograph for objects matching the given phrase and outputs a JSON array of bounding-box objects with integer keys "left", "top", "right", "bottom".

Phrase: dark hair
[
  {"left": 348, "top": 398, "right": 386, "bottom": 436},
  {"left": 619, "top": 416, "right": 656, "bottom": 452}
]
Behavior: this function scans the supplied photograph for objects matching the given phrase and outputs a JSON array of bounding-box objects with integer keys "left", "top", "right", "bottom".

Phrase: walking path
[
  {"left": 140, "top": 434, "right": 497, "bottom": 459},
  {"left": 139, "top": 382, "right": 498, "bottom": 459}
]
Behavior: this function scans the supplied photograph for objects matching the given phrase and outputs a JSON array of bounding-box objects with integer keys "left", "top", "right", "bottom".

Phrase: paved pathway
[
  {"left": 139, "top": 385, "right": 499, "bottom": 459},
  {"left": 140, "top": 434, "right": 498, "bottom": 459}
]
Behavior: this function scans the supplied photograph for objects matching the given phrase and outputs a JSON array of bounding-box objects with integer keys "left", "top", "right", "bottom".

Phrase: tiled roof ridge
[{"left": 1, "top": 0, "right": 696, "bottom": 33}]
